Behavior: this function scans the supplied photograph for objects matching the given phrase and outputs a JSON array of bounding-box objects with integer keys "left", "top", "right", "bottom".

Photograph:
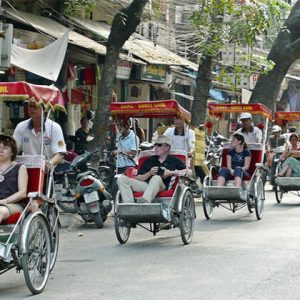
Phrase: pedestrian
[{"left": 74, "top": 117, "right": 94, "bottom": 155}]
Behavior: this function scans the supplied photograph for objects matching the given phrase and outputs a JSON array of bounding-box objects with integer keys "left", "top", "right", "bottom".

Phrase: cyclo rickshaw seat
[
  {"left": 207, "top": 143, "right": 264, "bottom": 202},
  {"left": 124, "top": 149, "right": 187, "bottom": 199},
  {"left": 119, "top": 150, "right": 188, "bottom": 223},
  {"left": 2, "top": 155, "right": 45, "bottom": 225},
  {"left": 211, "top": 143, "right": 263, "bottom": 181}
]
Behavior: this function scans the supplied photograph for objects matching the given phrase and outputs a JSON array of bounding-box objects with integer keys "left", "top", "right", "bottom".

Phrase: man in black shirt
[
  {"left": 117, "top": 135, "right": 191, "bottom": 203},
  {"left": 75, "top": 117, "right": 94, "bottom": 155}
]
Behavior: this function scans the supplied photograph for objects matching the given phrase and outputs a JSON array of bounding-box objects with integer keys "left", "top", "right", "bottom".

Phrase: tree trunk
[
  {"left": 88, "top": 0, "right": 148, "bottom": 154},
  {"left": 250, "top": 0, "right": 300, "bottom": 109},
  {"left": 191, "top": 55, "right": 213, "bottom": 126}
]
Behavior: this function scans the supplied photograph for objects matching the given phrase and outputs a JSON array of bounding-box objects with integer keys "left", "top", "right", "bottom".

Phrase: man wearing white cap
[
  {"left": 117, "top": 135, "right": 191, "bottom": 203},
  {"left": 235, "top": 112, "right": 262, "bottom": 144}
]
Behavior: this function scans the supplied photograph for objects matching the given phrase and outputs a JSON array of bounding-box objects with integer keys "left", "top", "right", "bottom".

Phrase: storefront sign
[
  {"left": 141, "top": 65, "right": 166, "bottom": 83},
  {"left": 116, "top": 60, "right": 132, "bottom": 80},
  {"left": 71, "top": 89, "right": 83, "bottom": 104}
]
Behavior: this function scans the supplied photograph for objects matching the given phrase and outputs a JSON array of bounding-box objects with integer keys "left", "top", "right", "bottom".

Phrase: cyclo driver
[{"left": 13, "top": 100, "right": 66, "bottom": 169}]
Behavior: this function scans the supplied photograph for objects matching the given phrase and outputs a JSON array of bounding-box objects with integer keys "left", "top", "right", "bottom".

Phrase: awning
[
  {"left": 285, "top": 74, "right": 300, "bottom": 81},
  {"left": 4, "top": 8, "right": 106, "bottom": 55},
  {"left": 70, "top": 17, "right": 198, "bottom": 70},
  {"left": 3, "top": 8, "right": 143, "bottom": 65}
]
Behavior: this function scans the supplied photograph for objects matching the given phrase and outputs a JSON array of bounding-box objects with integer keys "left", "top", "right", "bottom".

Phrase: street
[{"left": 1, "top": 183, "right": 300, "bottom": 299}]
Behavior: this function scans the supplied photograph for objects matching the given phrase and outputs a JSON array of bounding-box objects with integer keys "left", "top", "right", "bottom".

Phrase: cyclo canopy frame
[
  {"left": 110, "top": 99, "right": 191, "bottom": 123},
  {"left": 274, "top": 111, "right": 300, "bottom": 122},
  {"left": 208, "top": 103, "right": 273, "bottom": 162}
]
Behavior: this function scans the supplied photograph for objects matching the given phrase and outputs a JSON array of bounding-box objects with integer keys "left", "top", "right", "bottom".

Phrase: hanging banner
[{"left": 11, "top": 31, "right": 69, "bottom": 82}]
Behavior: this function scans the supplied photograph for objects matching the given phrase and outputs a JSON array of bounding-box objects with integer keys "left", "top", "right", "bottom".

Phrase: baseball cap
[
  {"left": 272, "top": 125, "right": 281, "bottom": 133},
  {"left": 155, "top": 135, "right": 172, "bottom": 146},
  {"left": 240, "top": 112, "right": 252, "bottom": 120}
]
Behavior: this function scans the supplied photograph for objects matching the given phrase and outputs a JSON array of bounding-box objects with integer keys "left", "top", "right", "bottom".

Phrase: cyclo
[
  {"left": 0, "top": 82, "right": 63, "bottom": 294},
  {"left": 273, "top": 111, "right": 300, "bottom": 203},
  {"left": 202, "top": 103, "right": 272, "bottom": 220},
  {"left": 110, "top": 100, "right": 196, "bottom": 245}
]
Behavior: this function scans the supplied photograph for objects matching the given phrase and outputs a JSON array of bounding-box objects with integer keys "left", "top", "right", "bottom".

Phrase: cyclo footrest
[
  {"left": 117, "top": 203, "right": 171, "bottom": 223},
  {"left": 205, "top": 186, "right": 247, "bottom": 202}
]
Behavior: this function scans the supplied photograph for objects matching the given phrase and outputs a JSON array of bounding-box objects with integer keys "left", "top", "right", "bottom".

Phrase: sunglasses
[{"left": 155, "top": 143, "right": 169, "bottom": 147}]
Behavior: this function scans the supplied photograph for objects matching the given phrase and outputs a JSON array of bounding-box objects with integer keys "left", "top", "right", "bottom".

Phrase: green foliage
[
  {"left": 191, "top": 0, "right": 289, "bottom": 52},
  {"left": 190, "top": 0, "right": 289, "bottom": 76},
  {"left": 64, "top": 0, "right": 95, "bottom": 17}
]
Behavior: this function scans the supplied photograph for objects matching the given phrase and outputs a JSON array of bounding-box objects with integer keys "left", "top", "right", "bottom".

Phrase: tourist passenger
[
  {"left": 217, "top": 133, "right": 251, "bottom": 188},
  {"left": 0, "top": 135, "right": 28, "bottom": 224},
  {"left": 117, "top": 136, "right": 191, "bottom": 203}
]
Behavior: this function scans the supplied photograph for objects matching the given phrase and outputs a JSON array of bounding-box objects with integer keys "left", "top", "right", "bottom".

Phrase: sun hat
[
  {"left": 240, "top": 112, "right": 252, "bottom": 120},
  {"left": 155, "top": 135, "right": 172, "bottom": 146},
  {"left": 272, "top": 125, "right": 281, "bottom": 133}
]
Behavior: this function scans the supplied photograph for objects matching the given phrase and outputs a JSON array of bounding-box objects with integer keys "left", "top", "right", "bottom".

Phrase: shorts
[
  {"left": 219, "top": 166, "right": 245, "bottom": 180},
  {"left": 0, "top": 203, "right": 23, "bottom": 215}
]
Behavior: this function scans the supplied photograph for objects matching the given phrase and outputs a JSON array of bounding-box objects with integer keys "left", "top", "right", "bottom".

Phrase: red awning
[
  {"left": 110, "top": 100, "right": 191, "bottom": 123},
  {"left": 0, "top": 81, "right": 66, "bottom": 112}
]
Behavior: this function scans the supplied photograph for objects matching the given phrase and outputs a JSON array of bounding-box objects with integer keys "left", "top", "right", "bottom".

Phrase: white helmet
[{"left": 272, "top": 125, "right": 281, "bottom": 133}]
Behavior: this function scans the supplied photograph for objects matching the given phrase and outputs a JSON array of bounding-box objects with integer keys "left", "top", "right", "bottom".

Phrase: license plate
[{"left": 84, "top": 191, "right": 99, "bottom": 204}]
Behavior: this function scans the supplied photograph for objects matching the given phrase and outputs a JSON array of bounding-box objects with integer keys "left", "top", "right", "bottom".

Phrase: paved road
[{"left": 1, "top": 183, "right": 300, "bottom": 299}]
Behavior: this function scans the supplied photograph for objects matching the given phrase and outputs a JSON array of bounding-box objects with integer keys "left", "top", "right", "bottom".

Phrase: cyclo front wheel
[
  {"left": 203, "top": 176, "right": 213, "bottom": 219},
  {"left": 22, "top": 215, "right": 51, "bottom": 295},
  {"left": 179, "top": 190, "right": 195, "bottom": 245},
  {"left": 114, "top": 213, "right": 131, "bottom": 244}
]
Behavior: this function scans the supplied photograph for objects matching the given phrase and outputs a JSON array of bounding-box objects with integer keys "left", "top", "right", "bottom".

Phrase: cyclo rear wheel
[
  {"left": 179, "top": 190, "right": 195, "bottom": 245},
  {"left": 254, "top": 176, "right": 264, "bottom": 220},
  {"left": 274, "top": 183, "right": 283, "bottom": 203},
  {"left": 22, "top": 215, "right": 51, "bottom": 295},
  {"left": 48, "top": 207, "right": 59, "bottom": 271}
]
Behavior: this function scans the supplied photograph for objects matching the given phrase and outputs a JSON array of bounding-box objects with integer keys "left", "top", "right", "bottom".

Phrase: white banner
[{"left": 11, "top": 31, "right": 69, "bottom": 81}]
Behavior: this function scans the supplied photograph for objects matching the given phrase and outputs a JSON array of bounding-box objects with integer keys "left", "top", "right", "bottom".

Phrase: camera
[{"left": 157, "top": 167, "right": 165, "bottom": 176}]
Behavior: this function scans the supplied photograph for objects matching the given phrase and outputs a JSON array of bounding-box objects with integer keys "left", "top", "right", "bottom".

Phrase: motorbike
[
  {"left": 55, "top": 150, "right": 112, "bottom": 228},
  {"left": 204, "top": 132, "right": 228, "bottom": 169},
  {"left": 54, "top": 158, "right": 78, "bottom": 213}
]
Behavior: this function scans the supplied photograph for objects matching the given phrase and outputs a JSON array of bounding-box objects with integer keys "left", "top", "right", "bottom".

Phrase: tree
[
  {"left": 189, "top": 0, "right": 287, "bottom": 125},
  {"left": 86, "top": 0, "right": 149, "bottom": 153},
  {"left": 250, "top": 1, "right": 300, "bottom": 110}
]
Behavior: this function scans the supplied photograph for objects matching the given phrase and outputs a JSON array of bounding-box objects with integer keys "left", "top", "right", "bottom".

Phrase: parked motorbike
[
  {"left": 55, "top": 150, "right": 112, "bottom": 228},
  {"left": 54, "top": 158, "right": 78, "bottom": 213},
  {"left": 204, "top": 133, "right": 228, "bottom": 169}
]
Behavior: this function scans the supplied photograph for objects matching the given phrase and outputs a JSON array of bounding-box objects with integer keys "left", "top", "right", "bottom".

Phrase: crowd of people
[{"left": 2, "top": 98, "right": 300, "bottom": 219}]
